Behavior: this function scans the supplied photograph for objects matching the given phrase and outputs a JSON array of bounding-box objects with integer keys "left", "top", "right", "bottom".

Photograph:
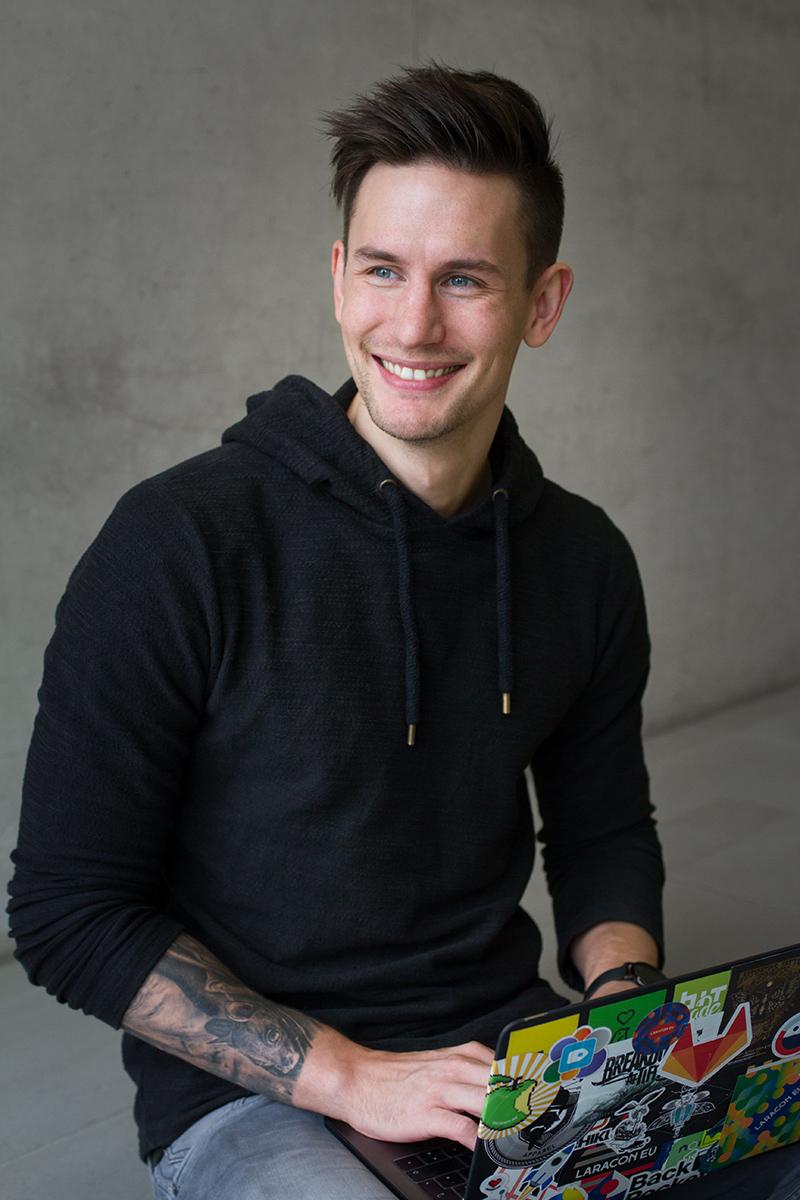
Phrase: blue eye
[
  {"left": 369, "top": 266, "right": 396, "bottom": 280},
  {"left": 447, "top": 275, "right": 476, "bottom": 289}
]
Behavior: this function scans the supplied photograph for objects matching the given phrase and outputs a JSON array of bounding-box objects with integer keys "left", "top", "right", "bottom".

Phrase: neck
[{"left": 346, "top": 394, "right": 496, "bottom": 517}]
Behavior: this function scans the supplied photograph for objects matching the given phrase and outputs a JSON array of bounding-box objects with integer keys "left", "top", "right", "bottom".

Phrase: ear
[
  {"left": 331, "top": 239, "right": 346, "bottom": 324},
  {"left": 523, "top": 262, "right": 574, "bottom": 349}
]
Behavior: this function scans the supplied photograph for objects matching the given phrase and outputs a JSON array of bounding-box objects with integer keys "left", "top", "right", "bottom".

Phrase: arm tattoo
[{"left": 122, "top": 934, "right": 320, "bottom": 1102}]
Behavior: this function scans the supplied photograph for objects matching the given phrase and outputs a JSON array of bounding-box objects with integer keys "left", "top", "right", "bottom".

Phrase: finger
[
  {"left": 451, "top": 1059, "right": 497, "bottom": 1089},
  {"left": 455, "top": 1040, "right": 495, "bottom": 1065},
  {"left": 427, "top": 1040, "right": 493, "bottom": 1063},
  {"left": 441, "top": 1081, "right": 490, "bottom": 1118},
  {"left": 431, "top": 1109, "right": 480, "bottom": 1152}
]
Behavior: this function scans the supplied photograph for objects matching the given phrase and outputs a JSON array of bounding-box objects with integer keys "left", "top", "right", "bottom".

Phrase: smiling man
[
  {"left": 19, "top": 64, "right": 793, "bottom": 1200},
  {"left": 333, "top": 161, "right": 572, "bottom": 518}
]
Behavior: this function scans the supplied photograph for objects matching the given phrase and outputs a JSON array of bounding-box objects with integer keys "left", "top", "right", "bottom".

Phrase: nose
[{"left": 393, "top": 280, "right": 446, "bottom": 348}]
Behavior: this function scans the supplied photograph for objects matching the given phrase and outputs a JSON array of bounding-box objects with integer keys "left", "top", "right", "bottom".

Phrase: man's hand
[
  {"left": 123, "top": 932, "right": 494, "bottom": 1151},
  {"left": 297, "top": 1032, "right": 495, "bottom": 1151}
]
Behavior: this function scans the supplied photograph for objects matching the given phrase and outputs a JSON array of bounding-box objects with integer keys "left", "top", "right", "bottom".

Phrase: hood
[
  {"left": 221, "top": 374, "right": 545, "bottom": 532},
  {"left": 222, "top": 374, "right": 546, "bottom": 743}
]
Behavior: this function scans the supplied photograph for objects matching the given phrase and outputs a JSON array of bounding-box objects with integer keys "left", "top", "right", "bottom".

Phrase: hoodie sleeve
[
  {"left": 531, "top": 528, "right": 664, "bottom": 992},
  {"left": 6, "top": 479, "right": 215, "bottom": 1028}
]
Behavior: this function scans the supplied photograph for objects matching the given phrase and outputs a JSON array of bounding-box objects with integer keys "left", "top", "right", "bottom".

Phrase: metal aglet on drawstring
[
  {"left": 407, "top": 723, "right": 417, "bottom": 747},
  {"left": 492, "top": 487, "right": 514, "bottom": 720}
]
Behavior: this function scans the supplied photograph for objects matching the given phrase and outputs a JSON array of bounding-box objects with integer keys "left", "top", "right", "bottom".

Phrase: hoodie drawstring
[
  {"left": 379, "top": 478, "right": 514, "bottom": 744},
  {"left": 379, "top": 480, "right": 420, "bottom": 746},
  {"left": 492, "top": 488, "right": 513, "bottom": 715}
]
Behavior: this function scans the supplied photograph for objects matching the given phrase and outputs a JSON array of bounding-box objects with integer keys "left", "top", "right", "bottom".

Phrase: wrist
[
  {"left": 583, "top": 961, "right": 666, "bottom": 1002},
  {"left": 292, "top": 1025, "right": 368, "bottom": 1119},
  {"left": 570, "top": 921, "right": 661, "bottom": 993}
]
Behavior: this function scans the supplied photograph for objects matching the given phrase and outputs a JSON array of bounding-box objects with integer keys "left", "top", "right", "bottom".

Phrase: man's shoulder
[
  {"left": 536, "top": 477, "right": 637, "bottom": 569},
  {"left": 116, "top": 438, "right": 287, "bottom": 530},
  {"left": 136, "top": 438, "right": 270, "bottom": 499}
]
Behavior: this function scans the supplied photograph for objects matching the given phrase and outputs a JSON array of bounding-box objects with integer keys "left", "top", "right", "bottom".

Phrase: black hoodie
[{"left": 8, "top": 375, "right": 663, "bottom": 1158}]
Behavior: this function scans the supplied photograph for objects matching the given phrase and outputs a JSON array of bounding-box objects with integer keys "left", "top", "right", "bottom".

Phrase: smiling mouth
[{"left": 374, "top": 355, "right": 465, "bottom": 380}]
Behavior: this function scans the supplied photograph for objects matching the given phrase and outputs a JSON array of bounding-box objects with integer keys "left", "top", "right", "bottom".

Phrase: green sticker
[
  {"left": 481, "top": 1077, "right": 538, "bottom": 1131},
  {"left": 675, "top": 971, "right": 731, "bottom": 1020},
  {"left": 588, "top": 988, "right": 668, "bottom": 1044}
]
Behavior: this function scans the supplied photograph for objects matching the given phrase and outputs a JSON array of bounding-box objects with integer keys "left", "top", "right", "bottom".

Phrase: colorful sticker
[
  {"left": 578, "top": 1172, "right": 630, "bottom": 1198},
  {"left": 508, "top": 1013, "right": 580, "bottom": 1061},
  {"left": 480, "top": 1170, "right": 512, "bottom": 1196},
  {"left": 772, "top": 1012, "right": 800, "bottom": 1060},
  {"left": 539, "top": 1187, "right": 587, "bottom": 1200},
  {"left": 479, "top": 1051, "right": 563, "bottom": 1141},
  {"left": 478, "top": 1161, "right": 565, "bottom": 1198},
  {"left": 661, "top": 1128, "right": 718, "bottom": 1171},
  {"left": 544, "top": 1026, "right": 612, "bottom": 1084},
  {"left": 632, "top": 1003, "right": 690, "bottom": 1056},
  {"left": 659, "top": 1002, "right": 752, "bottom": 1087},
  {"left": 516, "top": 1148, "right": 575, "bottom": 1193},
  {"left": 478, "top": 1165, "right": 530, "bottom": 1196},
  {"left": 717, "top": 1057, "right": 800, "bottom": 1164},
  {"left": 675, "top": 971, "right": 731, "bottom": 1021},
  {"left": 588, "top": 991, "right": 667, "bottom": 1046}
]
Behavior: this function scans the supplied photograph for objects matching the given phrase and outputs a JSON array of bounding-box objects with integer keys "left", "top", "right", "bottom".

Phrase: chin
[{"left": 373, "top": 405, "right": 463, "bottom": 444}]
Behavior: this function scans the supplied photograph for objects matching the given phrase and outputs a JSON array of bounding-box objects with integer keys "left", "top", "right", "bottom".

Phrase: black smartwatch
[{"left": 583, "top": 961, "right": 665, "bottom": 1001}]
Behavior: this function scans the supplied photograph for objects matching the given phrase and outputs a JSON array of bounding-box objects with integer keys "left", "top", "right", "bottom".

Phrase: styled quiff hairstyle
[{"left": 321, "top": 62, "right": 564, "bottom": 289}]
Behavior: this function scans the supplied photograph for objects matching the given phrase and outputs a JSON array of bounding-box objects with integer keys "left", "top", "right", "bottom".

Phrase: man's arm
[
  {"left": 533, "top": 526, "right": 665, "bottom": 992},
  {"left": 123, "top": 932, "right": 493, "bottom": 1150},
  {"left": 570, "top": 920, "right": 660, "bottom": 1000}
]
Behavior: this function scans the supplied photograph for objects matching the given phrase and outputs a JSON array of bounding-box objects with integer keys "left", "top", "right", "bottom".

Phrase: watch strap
[{"left": 583, "top": 961, "right": 665, "bottom": 1002}]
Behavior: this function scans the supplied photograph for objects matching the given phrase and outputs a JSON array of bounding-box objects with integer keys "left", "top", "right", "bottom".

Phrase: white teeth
[{"left": 380, "top": 358, "right": 460, "bottom": 380}]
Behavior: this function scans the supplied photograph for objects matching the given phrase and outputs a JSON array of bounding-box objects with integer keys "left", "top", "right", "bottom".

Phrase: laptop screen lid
[
  {"left": 468, "top": 940, "right": 800, "bottom": 1198},
  {"left": 328, "top": 941, "right": 800, "bottom": 1198}
]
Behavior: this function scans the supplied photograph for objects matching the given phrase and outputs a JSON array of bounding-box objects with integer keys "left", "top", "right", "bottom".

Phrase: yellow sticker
[{"left": 507, "top": 1012, "right": 580, "bottom": 1060}]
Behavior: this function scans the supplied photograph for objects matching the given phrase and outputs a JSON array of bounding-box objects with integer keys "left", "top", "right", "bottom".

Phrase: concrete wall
[{"left": 3, "top": 2, "right": 799, "bottom": 892}]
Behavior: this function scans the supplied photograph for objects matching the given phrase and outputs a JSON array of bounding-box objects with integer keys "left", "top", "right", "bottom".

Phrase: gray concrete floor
[{"left": 2, "top": 685, "right": 799, "bottom": 1198}]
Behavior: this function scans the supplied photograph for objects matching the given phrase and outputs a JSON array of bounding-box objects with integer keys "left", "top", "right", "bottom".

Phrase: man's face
[{"left": 332, "top": 161, "right": 543, "bottom": 445}]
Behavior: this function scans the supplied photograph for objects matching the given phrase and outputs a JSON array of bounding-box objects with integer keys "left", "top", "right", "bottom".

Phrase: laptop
[{"left": 327, "top": 941, "right": 800, "bottom": 1198}]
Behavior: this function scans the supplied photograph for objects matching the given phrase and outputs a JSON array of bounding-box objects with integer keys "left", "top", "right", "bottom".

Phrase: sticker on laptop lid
[
  {"left": 721, "top": 955, "right": 800, "bottom": 1063},
  {"left": 507, "top": 1012, "right": 580, "bottom": 1061},
  {"left": 658, "top": 1002, "right": 752, "bottom": 1087},
  {"left": 543, "top": 1026, "right": 612, "bottom": 1085},
  {"left": 587, "top": 990, "right": 667, "bottom": 1046},
  {"left": 717, "top": 1056, "right": 800, "bottom": 1165},
  {"left": 631, "top": 1002, "right": 690, "bottom": 1056},
  {"left": 674, "top": 970, "right": 731, "bottom": 1021},
  {"left": 479, "top": 1051, "right": 563, "bottom": 1140},
  {"left": 772, "top": 1012, "right": 800, "bottom": 1060}
]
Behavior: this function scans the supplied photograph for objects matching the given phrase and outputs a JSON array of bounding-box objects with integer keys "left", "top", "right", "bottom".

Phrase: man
[{"left": 9, "top": 65, "right": 797, "bottom": 1199}]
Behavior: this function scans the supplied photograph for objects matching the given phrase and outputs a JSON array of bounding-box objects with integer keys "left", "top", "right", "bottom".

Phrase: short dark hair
[{"left": 320, "top": 62, "right": 564, "bottom": 289}]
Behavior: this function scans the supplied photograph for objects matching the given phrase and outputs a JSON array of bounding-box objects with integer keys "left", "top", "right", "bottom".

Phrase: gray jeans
[{"left": 148, "top": 1094, "right": 800, "bottom": 1200}]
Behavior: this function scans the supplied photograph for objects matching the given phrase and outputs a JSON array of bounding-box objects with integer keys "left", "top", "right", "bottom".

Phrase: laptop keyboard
[{"left": 393, "top": 1141, "right": 473, "bottom": 1199}]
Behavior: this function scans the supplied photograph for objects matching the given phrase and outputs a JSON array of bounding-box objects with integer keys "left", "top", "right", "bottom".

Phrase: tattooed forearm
[{"left": 122, "top": 934, "right": 321, "bottom": 1102}]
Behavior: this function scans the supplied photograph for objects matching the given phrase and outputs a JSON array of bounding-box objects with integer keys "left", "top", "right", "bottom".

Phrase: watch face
[{"left": 631, "top": 963, "right": 663, "bottom": 985}]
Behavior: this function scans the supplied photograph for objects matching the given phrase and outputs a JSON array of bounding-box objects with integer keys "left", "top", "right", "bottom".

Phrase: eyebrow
[{"left": 352, "top": 245, "right": 504, "bottom": 278}]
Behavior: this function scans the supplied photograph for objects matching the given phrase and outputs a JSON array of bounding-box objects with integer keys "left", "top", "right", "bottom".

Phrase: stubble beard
[{"left": 352, "top": 354, "right": 472, "bottom": 446}]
